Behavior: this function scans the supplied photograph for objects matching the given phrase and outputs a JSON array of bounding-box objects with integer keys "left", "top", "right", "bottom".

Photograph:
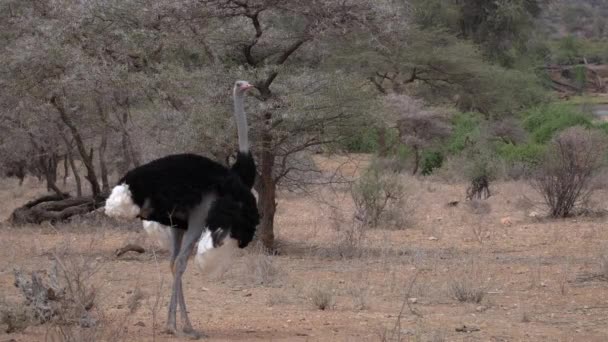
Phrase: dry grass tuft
[
  {"left": 348, "top": 282, "right": 370, "bottom": 311},
  {"left": 244, "top": 245, "right": 281, "bottom": 285},
  {"left": 127, "top": 285, "right": 145, "bottom": 314},
  {"left": 8, "top": 236, "right": 130, "bottom": 341},
  {"left": 0, "top": 296, "right": 31, "bottom": 333},
  {"left": 449, "top": 278, "right": 485, "bottom": 303},
  {"left": 310, "top": 285, "right": 335, "bottom": 310},
  {"left": 448, "top": 259, "right": 487, "bottom": 304}
]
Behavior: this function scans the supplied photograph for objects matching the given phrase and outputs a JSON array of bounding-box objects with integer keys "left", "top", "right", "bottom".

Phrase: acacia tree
[
  {"left": 386, "top": 94, "right": 451, "bottom": 175},
  {"left": 184, "top": 0, "right": 377, "bottom": 249}
]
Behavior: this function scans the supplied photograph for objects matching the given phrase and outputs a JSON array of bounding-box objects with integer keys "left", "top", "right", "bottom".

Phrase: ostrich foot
[
  {"left": 165, "top": 324, "right": 178, "bottom": 336},
  {"left": 181, "top": 326, "right": 206, "bottom": 339}
]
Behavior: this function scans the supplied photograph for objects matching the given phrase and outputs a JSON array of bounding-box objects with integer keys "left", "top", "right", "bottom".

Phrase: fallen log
[
  {"left": 9, "top": 193, "right": 105, "bottom": 225},
  {"left": 115, "top": 244, "right": 146, "bottom": 257}
]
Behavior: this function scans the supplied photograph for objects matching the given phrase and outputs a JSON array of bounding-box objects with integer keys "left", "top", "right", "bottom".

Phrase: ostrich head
[{"left": 234, "top": 80, "right": 254, "bottom": 94}]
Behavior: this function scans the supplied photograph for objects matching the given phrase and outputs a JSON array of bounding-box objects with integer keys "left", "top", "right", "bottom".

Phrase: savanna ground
[{"left": 1, "top": 155, "right": 608, "bottom": 342}]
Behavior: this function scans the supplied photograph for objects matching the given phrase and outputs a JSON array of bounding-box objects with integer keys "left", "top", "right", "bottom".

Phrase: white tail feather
[
  {"left": 195, "top": 229, "right": 238, "bottom": 276},
  {"left": 105, "top": 184, "right": 140, "bottom": 219}
]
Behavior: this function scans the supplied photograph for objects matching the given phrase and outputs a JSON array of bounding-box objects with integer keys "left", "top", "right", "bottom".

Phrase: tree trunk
[
  {"left": 67, "top": 148, "right": 82, "bottom": 197},
  {"left": 62, "top": 155, "right": 69, "bottom": 185},
  {"left": 257, "top": 175, "right": 276, "bottom": 251},
  {"left": 39, "top": 153, "right": 61, "bottom": 196},
  {"left": 257, "top": 111, "right": 276, "bottom": 250},
  {"left": 99, "top": 129, "right": 110, "bottom": 194},
  {"left": 96, "top": 98, "right": 110, "bottom": 194},
  {"left": 378, "top": 126, "right": 387, "bottom": 157},
  {"left": 60, "top": 133, "right": 83, "bottom": 197},
  {"left": 412, "top": 146, "right": 420, "bottom": 175},
  {"left": 118, "top": 108, "right": 140, "bottom": 173},
  {"left": 120, "top": 124, "right": 131, "bottom": 175},
  {"left": 51, "top": 95, "right": 101, "bottom": 197}
]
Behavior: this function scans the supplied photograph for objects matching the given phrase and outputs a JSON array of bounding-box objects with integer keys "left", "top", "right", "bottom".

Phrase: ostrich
[{"left": 104, "top": 80, "right": 259, "bottom": 338}]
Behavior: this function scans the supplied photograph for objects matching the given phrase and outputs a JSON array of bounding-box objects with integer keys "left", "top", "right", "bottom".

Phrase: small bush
[
  {"left": 421, "top": 151, "right": 444, "bottom": 175},
  {"left": 334, "top": 219, "right": 368, "bottom": 259},
  {"left": 351, "top": 164, "right": 406, "bottom": 227},
  {"left": 532, "top": 126, "right": 607, "bottom": 218},
  {"left": 0, "top": 297, "right": 31, "bottom": 333},
  {"left": 341, "top": 126, "right": 382, "bottom": 153},
  {"left": 449, "top": 279, "right": 485, "bottom": 303},
  {"left": 245, "top": 246, "right": 280, "bottom": 285},
  {"left": 310, "top": 285, "right": 335, "bottom": 311},
  {"left": 447, "top": 112, "right": 483, "bottom": 154},
  {"left": 347, "top": 278, "right": 370, "bottom": 311}
]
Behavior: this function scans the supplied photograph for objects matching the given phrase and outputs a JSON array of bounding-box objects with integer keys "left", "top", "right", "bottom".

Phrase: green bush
[
  {"left": 550, "top": 37, "right": 608, "bottom": 64},
  {"left": 522, "top": 104, "right": 592, "bottom": 143},
  {"left": 497, "top": 142, "right": 545, "bottom": 165},
  {"left": 596, "top": 122, "right": 608, "bottom": 135},
  {"left": 341, "top": 126, "right": 379, "bottom": 153},
  {"left": 447, "top": 112, "right": 483, "bottom": 154},
  {"left": 421, "top": 151, "right": 444, "bottom": 175}
]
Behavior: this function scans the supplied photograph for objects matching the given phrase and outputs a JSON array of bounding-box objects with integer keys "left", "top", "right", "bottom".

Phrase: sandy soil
[{"left": 1, "top": 156, "right": 608, "bottom": 341}]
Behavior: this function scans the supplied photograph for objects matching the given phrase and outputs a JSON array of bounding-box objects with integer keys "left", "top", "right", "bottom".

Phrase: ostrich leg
[
  {"left": 166, "top": 196, "right": 214, "bottom": 338},
  {"left": 170, "top": 228, "right": 184, "bottom": 275},
  {"left": 176, "top": 227, "right": 207, "bottom": 339}
]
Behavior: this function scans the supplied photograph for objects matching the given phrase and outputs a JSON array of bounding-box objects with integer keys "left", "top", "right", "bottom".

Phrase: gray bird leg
[
  {"left": 170, "top": 228, "right": 184, "bottom": 275},
  {"left": 166, "top": 195, "right": 215, "bottom": 338},
  {"left": 165, "top": 228, "right": 184, "bottom": 335},
  {"left": 176, "top": 225, "right": 207, "bottom": 338}
]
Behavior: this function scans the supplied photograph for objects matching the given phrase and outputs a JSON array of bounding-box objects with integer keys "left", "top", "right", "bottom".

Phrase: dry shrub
[
  {"left": 449, "top": 279, "right": 485, "bottom": 303},
  {"left": 448, "top": 259, "right": 487, "bottom": 304},
  {"left": 10, "top": 241, "right": 128, "bottom": 341},
  {"left": 334, "top": 218, "right": 368, "bottom": 259},
  {"left": 347, "top": 279, "right": 370, "bottom": 311},
  {"left": 0, "top": 296, "right": 31, "bottom": 333},
  {"left": 244, "top": 245, "right": 281, "bottom": 285},
  {"left": 466, "top": 200, "right": 492, "bottom": 244},
  {"left": 351, "top": 163, "right": 411, "bottom": 228},
  {"left": 532, "top": 127, "right": 607, "bottom": 218},
  {"left": 310, "top": 285, "right": 335, "bottom": 310}
]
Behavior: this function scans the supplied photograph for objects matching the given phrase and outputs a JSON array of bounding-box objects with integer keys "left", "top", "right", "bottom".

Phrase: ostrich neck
[{"left": 233, "top": 90, "right": 249, "bottom": 153}]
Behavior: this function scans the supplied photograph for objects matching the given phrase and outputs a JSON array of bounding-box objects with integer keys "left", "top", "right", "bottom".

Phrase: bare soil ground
[{"left": 1, "top": 155, "right": 608, "bottom": 341}]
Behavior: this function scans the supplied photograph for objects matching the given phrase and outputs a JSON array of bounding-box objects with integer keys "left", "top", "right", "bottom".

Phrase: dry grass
[
  {"left": 449, "top": 278, "right": 486, "bottom": 304},
  {"left": 448, "top": 258, "right": 488, "bottom": 304},
  {"left": 347, "top": 282, "right": 370, "bottom": 311},
  {"left": 0, "top": 296, "right": 31, "bottom": 334},
  {"left": 243, "top": 244, "right": 281, "bottom": 285}
]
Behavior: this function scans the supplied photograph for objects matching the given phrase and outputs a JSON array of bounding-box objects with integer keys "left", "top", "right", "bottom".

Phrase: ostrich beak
[{"left": 242, "top": 83, "right": 255, "bottom": 91}]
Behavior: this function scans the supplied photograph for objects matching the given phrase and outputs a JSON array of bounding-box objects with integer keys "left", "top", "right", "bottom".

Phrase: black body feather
[
  {"left": 230, "top": 151, "right": 256, "bottom": 189},
  {"left": 119, "top": 153, "right": 259, "bottom": 248}
]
